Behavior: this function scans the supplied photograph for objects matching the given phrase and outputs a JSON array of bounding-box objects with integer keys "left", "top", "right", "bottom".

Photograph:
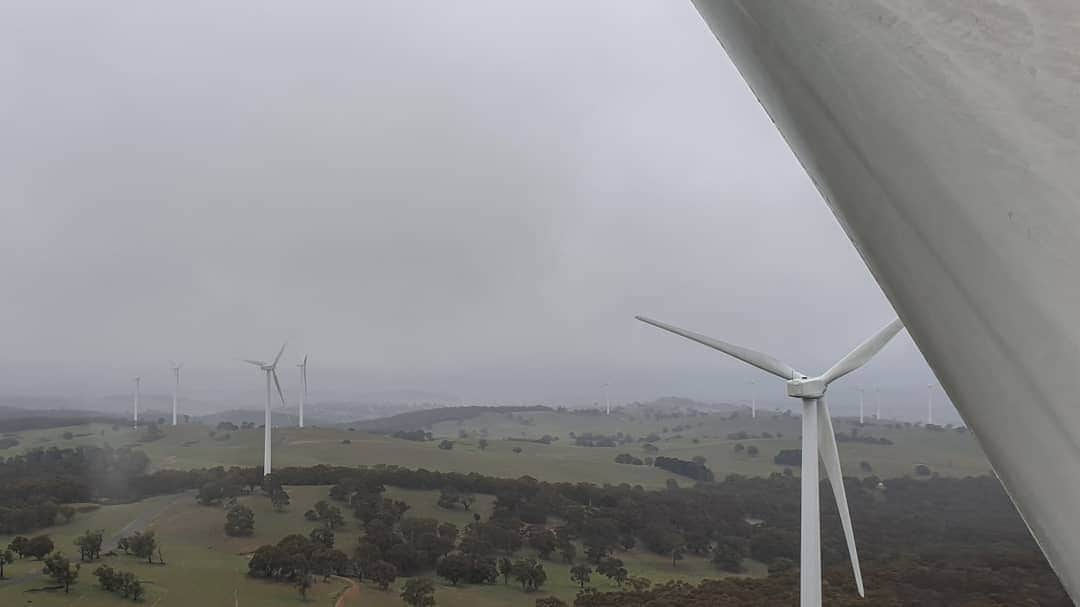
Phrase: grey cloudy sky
[{"left": 1, "top": 1, "right": 953, "bottom": 419}]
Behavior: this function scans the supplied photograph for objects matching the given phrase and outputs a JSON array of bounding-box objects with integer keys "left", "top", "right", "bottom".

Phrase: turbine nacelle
[{"left": 786, "top": 375, "right": 825, "bottom": 399}]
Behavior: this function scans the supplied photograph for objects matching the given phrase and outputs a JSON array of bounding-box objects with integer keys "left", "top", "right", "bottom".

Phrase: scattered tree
[
  {"left": 400, "top": 577, "right": 437, "bottom": 607},
  {"left": 225, "top": 504, "right": 255, "bottom": 537},
  {"left": 42, "top": 551, "right": 80, "bottom": 593},
  {"left": 369, "top": 559, "right": 398, "bottom": 590},
  {"left": 570, "top": 563, "right": 592, "bottom": 588},
  {"left": 74, "top": 529, "right": 104, "bottom": 562}
]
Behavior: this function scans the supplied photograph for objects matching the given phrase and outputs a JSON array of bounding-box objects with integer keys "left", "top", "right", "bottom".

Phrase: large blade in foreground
[
  {"left": 635, "top": 316, "right": 798, "bottom": 380},
  {"left": 690, "top": 2, "right": 1080, "bottom": 598},
  {"left": 817, "top": 398, "right": 863, "bottom": 597},
  {"left": 820, "top": 319, "right": 904, "bottom": 385},
  {"left": 272, "top": 370, "right": 286, "bottom": 407}
]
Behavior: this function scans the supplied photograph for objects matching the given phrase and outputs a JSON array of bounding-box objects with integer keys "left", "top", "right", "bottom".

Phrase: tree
[
  {"left": 225, "top": 504, "right": 256, "bottom": 537},
  {"left": 570, "top": 563, "right": 592, "bottom": 588},
  {"left": 43, "top": 551, "right": 80, "bottom": 593},
  {"left": 511, "top": 557, "right": 547, "bottom": 592},
  {"left": 369, "top": 560, "right": 398, "bottom": 590},
  {"left": 0, "top": 549, "right": 13, "bottom": 578},
  {"left": 536, "top": 598, "right": 568, "bottom": 607},
  {"left": 860, "top": 461, "right": 873, "bottom": 472},
  {"left": 435, "top": 553, "right": 472, "bottom": 586},
  {"left": 400, "top": 577, "right": 437, "bottom": 607},
  {"left": 624, "top": 576, "right": 652, "bottom": 592},
  {"left": 8, "top": 536, "right": 28, "bottom": 558},
  {"left": 733, "top": 443, "right": 745, "bottom": 453},
  {"left": 313, "top": 500, "right": 345, "bottom": 529},
  {"left": 559, "top": 541, "right": 577, "bottom": 564},
  {"left": 74, "top": 529, "right": 104, "bottom": 562},
  {"left": 296, "top": 572, "right": 313, "bottom": 599},
  {"left": 512, "top": 447, "right": 523, "bottom": 454},
  {"left": 477, "top": 439, "right": 489, "bottom": 451},
  {"left": 498, "top": 556, "right": 513, "bottom": 585},
  {"left": 25, "top": 534, "right": 54, "bottom": 560},
  {"left": 271, "top": 485, "right": 291, "bottom": 512},
  {"left": 125, "top": 531, "right": 158, "bottom": 564},
  {"left": 671, "top": 545, "right": 685, "bottom": 567},
  {"left": 310, "top": 527, "right": 335, "bottom": 549},
  {"left": 747, "top": 445, "right": 760, "bottom": 457},
  {"left": 712, "top": 541, "right": 744, "bottom": 572},
  {"left": 438, "top": 440, "right": 454, "bottom": 450},
  {"left": 597, "top": 557, "right": 627, "bottom": 586}
]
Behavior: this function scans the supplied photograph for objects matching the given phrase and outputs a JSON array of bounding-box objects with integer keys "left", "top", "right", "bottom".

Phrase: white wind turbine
[
  {"left": 637, "top": 315, "right": 904, "bottom": 606},
  {"left": 297, "top": 355, "right": 308, "bottom": 428},
  {"left": 927, "top": 383, "right": 935, "bottom": 426},
  {"left": 748, "top": 378, "right": 757, "bottom": 419},
  {"left": 603, "top": 382, "right": 611, "bottom": 415},
  {"left": 858, "top": 387, "right": 865, "bottom": 425},
  {"left": 243, "top": 344, "right": 287, "bottom": 476},
  {"left": 132, "top": 376, "right": 141, "bottom": 428},
  {"left": 169, "top": 361, "right": 183, "bottom": 426},
  {"left": 875, "top": 387, "right": 882, "bottom": 421}
]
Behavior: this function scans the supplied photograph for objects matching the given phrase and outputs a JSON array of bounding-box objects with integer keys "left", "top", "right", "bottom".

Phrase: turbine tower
[
  {"left": 603, "top": 382, "right": 611, "bottom": 415},
  {"left": 637, "top": 315, "right": 904, "bottom": 606},
  {"left": 927, "top": 383, "right": 935, "bottom": 426},
  {"left": 169, "top": 361, "right": 183, "bottom": 426},
  {"left": 875, "top": 387, "right": 882, "bottom": 421},
  {"left": 749, "top": 378, "right": 757, "bottom": 419},
  {"left": 132, "top": 376, "right": 141, "bottom": 428},
  {"left": 243, "top": 343, "right": 287, "bottom": 476},
  {"left": 858, "top": 387, "right": 865, "bottom": 425},
  {"left": 297, "top": 355, "right": 308, "bottom": 428}
]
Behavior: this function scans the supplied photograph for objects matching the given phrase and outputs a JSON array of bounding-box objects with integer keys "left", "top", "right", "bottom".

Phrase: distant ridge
[{"left": 344, "top": 405, "right": 551, "bottom": 434}]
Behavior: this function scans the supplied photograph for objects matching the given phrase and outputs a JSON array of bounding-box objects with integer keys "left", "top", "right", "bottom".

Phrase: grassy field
[
  {"left": 0, "top": 484, "right": 742, "bottom": 606},
  {"left": 4, "top": 409, "right": 989, "bottom": 488}
]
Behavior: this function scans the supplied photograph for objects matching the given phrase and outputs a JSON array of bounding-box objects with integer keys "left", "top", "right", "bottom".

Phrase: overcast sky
[{"left": 1, "top": 1, "right": 954, "bottom": 420}]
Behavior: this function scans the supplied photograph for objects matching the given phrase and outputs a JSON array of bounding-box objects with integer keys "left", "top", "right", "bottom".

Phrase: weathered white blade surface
[
  {"left": 272, "top": 342, "right": 287, "bottom": 368},
  {"left": 817, "top": 398, "right": 863, "bottom": 597},
  {"left": 635, "top": 315, "right": 798, "bottom": 380},
  {"left": 242, "top": 359, "right": 266, "bottom": 368},
  {"left": 690, "top": 1, "right": 1080, "bottom": 598},
  {"left": 820, "top": 318, "right": 903, "bottom": 385}
]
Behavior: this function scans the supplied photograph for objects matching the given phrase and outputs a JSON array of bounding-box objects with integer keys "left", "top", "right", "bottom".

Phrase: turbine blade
[
  {"left": 242, "top": 359, "right": 267, "bottom": 367},
  {"left": 272, "top": 342, "right": 287, "bottom": 368},
  {"left": 272, "top": 370, "right": 287, "bottom": 407},
  {"left": 635, "top": 316, "right": 798, "bottom": 380},
  {"left": 820, "top": 318, "right": 904, "bottom": 385},
  {"left": 817, "top": 398, "right": 864, "bottom": 597}
]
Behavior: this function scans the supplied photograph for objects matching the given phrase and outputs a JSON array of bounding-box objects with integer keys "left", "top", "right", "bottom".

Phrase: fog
[{"left": 1, "top": 1, "right": 955, "bottom": 421}]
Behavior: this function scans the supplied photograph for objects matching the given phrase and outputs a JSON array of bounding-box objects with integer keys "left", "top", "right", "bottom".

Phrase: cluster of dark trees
[
  {"left": 0, "top": 446, "right": 150, "bottom": 533},
  {"left": 835, "top": 431, "right": 894, "bottom": 445},
  {"left": 652, "top": 456, "right": 714, "bottom": 482},
  {"left": 248, "top": 533, "right": 352, "bottom": 597},
  {"left": 94, "top": 564, "right": 144, "bottom": 600},
  {"left": 613, "top": 453, "right": 644, "bottom": 466},
  {"left": 393, "top": 430, "right": 433, "bottom": 442}
]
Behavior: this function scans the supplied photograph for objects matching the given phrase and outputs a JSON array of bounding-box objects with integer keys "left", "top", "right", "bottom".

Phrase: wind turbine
[
  {"left": 603, "top": 382, "right": 611, "bottom": 415},
  {"left": 858, "top": 387, "right": 865, "bottom": 425},
  {"left": 927, "top": 383, "right": 935, "bottom": 426},
  {"left": 637, "top": 315, "right": 904, "bottom": 606},
  {"left": 169, "top": 361, "right": 183, "bottom": 426},
  {"left": 748, "top": 378, "right": 757, "bottom": 419},
  {"left": 243, "top": 343, "right": 287, "bottom": 476},
  {"left": 297, "top": 355, "right": 308, "bottom": 428},
  {"left": 875, "top": 387, "right": 882, "bottom": 421},
  {"left": 132, "top": 376, "right": 141, "bottom": 428}
]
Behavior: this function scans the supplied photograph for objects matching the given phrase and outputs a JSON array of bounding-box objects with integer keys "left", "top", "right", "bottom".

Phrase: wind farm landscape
[{"left": 5, "top": 1, "right": 1079, "bottom": 606}]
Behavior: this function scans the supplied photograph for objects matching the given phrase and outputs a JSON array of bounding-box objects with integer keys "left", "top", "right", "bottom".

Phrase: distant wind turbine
[
  {"left": 875, "top": 387, "right": 882, "bottom": 420},
  {"left": 927, "top": 383, "right": 935, "bottom": 425},
  {"left": 858, "top": 387, "right": 865, "bottom": 425},
  {"left": 637, "top": 315, "right": 904, "bottom": 606},
  {"left": 243, "top": 343, "right": 287, "bottom": 476},
  {"left": 748, "top": 378, "right": 757, "bottom": 419},
  {"left": 132, "top": 376, "right": 141, "bottom": 428},
  {"left": 603, "top": 382, "right": 611, "bottom": 415},
  {"left": 169, "top": 361, "right": 183, "bottom": 426},
  {"left": 297, "top": 355, "right": 308, "bottom": 428}
]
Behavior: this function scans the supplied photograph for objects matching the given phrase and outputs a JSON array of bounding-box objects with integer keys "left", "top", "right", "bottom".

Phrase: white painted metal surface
[{"left": 690, "top": 0, "right": 1080, "bottom": 599}]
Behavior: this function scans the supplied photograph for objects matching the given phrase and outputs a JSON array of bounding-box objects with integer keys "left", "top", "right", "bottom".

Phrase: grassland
[{"left": 5, "top": 409, "right": 989, "bottom": 489}]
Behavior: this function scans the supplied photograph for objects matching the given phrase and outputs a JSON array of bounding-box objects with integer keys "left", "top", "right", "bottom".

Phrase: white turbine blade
[
  {"left": 272, "top": 370, "right": 287, "bottom": 407},
  {"left": 817, "top": 398, "right": 864, "bottom": 597},
  {"left": 303, "top": 354, "right": 308, "bottom": 366},
  {"left": 271, "top": 342, "right": 287, "bottom": 368},
  {"left": 635, "top": 315, "right": 798, "bottom": 380},
  {"left": 242, "top": 359, "right": 267, "bottom": 367},
  {"left": 820, "top": 318, "right": 904, "bottom": 385}
]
